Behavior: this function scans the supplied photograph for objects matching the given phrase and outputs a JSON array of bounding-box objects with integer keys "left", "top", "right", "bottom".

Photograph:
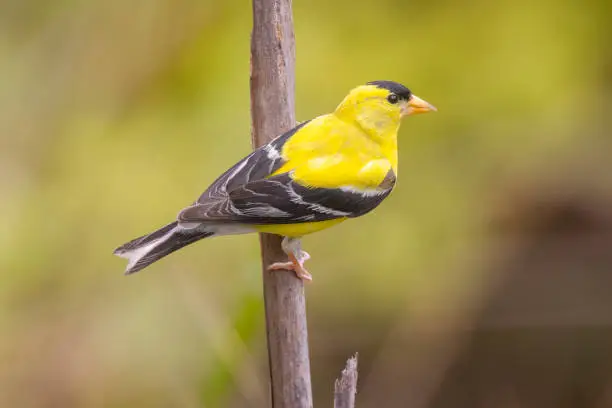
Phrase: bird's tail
[{"left": 113, "top": 221, "right": 213, "bottom": 275}]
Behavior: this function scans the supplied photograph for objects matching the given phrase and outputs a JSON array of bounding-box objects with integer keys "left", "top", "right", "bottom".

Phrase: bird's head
[{"left": 335, "top": 80, "right": 436, "bottom": 140}]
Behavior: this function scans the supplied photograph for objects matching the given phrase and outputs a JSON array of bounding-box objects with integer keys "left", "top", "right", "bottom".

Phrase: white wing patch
[
  {"left": 240, "top": 205, "right": 292, "bottom": 217},
  {"left": 264, "top": 144, "right": 282, "bottom": 160},
  {"left": 339, "top": 185, "right": 388, "bottom": 197},
  {"left": 285, "top": 182, "right": 351, "bottom": 217},
  {"left": 224, "top": 155, "right": 251, "bottom": 188}
]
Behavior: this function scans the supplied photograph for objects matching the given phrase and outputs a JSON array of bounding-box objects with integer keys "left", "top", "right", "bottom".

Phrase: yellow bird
[{"left": 114, "top": 81, "right": 436, "bottom": 280}]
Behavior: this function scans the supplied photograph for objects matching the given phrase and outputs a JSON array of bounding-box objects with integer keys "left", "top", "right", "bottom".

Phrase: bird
[{"left": 114, "top": 80, "right": 436, "bottom": 281}]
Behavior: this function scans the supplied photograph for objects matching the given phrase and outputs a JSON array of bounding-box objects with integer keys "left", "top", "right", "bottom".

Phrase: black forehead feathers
[{"left": 367, "top": 80, "right": 411, "bottom": 100}]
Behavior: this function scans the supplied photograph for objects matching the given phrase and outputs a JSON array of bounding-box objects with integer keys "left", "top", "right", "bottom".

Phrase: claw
[
  {"left": 267, "top": 253, "right": 312, "bottom": 282},
  {"left": 267, "top": 237, "right": 313, "bottom": 282}
]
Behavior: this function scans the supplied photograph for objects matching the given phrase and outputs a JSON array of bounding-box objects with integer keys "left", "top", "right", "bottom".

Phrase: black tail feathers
[{"left": 113, "top": 221, "right": 213, "bottom": 274}]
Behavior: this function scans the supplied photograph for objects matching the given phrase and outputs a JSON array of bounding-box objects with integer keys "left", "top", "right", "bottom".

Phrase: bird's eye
[{"left": 387, "top": 94, "right": 399, "bottom": 104}]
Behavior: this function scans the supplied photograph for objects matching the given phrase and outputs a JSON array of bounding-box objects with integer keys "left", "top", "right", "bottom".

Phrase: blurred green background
[{"left": 1, "top": 0, "right": 611, "bottom": 407}]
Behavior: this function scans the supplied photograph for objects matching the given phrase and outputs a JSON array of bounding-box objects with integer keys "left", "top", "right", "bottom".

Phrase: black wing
[
  {"left": 197, "top": 121, "right": 310, "bottom": 202},
  {"left": 178, "top": 170, "right": 396, "bottom": 225}
]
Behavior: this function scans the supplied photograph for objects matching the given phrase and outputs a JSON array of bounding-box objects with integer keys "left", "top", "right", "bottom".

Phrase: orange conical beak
[{"left": 401, "top": 95, "right": 437, "bottom": 117}]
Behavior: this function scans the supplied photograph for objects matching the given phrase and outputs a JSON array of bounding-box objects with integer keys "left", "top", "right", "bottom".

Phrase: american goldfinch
[{"left": 114, "top": 81, "right": 436, "bottom": 280}]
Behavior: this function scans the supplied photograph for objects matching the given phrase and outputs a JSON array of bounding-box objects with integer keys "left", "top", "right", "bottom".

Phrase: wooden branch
[
  {"left": 250, "top": 1, "right": 313, "bottom": 408},
  {"left": 334, "top": 354, "right": 359, "bottom": 408}
]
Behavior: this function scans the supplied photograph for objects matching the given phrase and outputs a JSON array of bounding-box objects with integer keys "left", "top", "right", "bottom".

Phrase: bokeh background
[{"left": 1, "top": 0, "right": 611, "bottom": 407}]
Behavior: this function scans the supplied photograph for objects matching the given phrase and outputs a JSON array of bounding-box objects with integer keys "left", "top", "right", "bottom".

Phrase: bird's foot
[{"left": 268, "top": 251, "right": 312, "bottom": 282}]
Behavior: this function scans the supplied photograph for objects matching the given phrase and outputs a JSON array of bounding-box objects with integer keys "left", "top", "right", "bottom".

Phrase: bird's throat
[{"left": 355, "top": 120, "right": 400, "bottom": 173}]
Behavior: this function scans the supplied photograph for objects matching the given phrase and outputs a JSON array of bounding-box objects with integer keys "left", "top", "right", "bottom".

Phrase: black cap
[{"left": 367, "top": 80, "right": 411, "bottom": 100}]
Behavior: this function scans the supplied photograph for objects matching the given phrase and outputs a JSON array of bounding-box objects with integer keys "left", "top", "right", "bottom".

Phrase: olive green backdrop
[{"left": 1, "top": 0, "right": 611, "bottom": 407}]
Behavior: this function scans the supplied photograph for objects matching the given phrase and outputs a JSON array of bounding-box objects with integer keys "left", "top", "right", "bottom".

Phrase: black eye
[{"left": 387, "top": 94, "right": 399, "bottom": 104}]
